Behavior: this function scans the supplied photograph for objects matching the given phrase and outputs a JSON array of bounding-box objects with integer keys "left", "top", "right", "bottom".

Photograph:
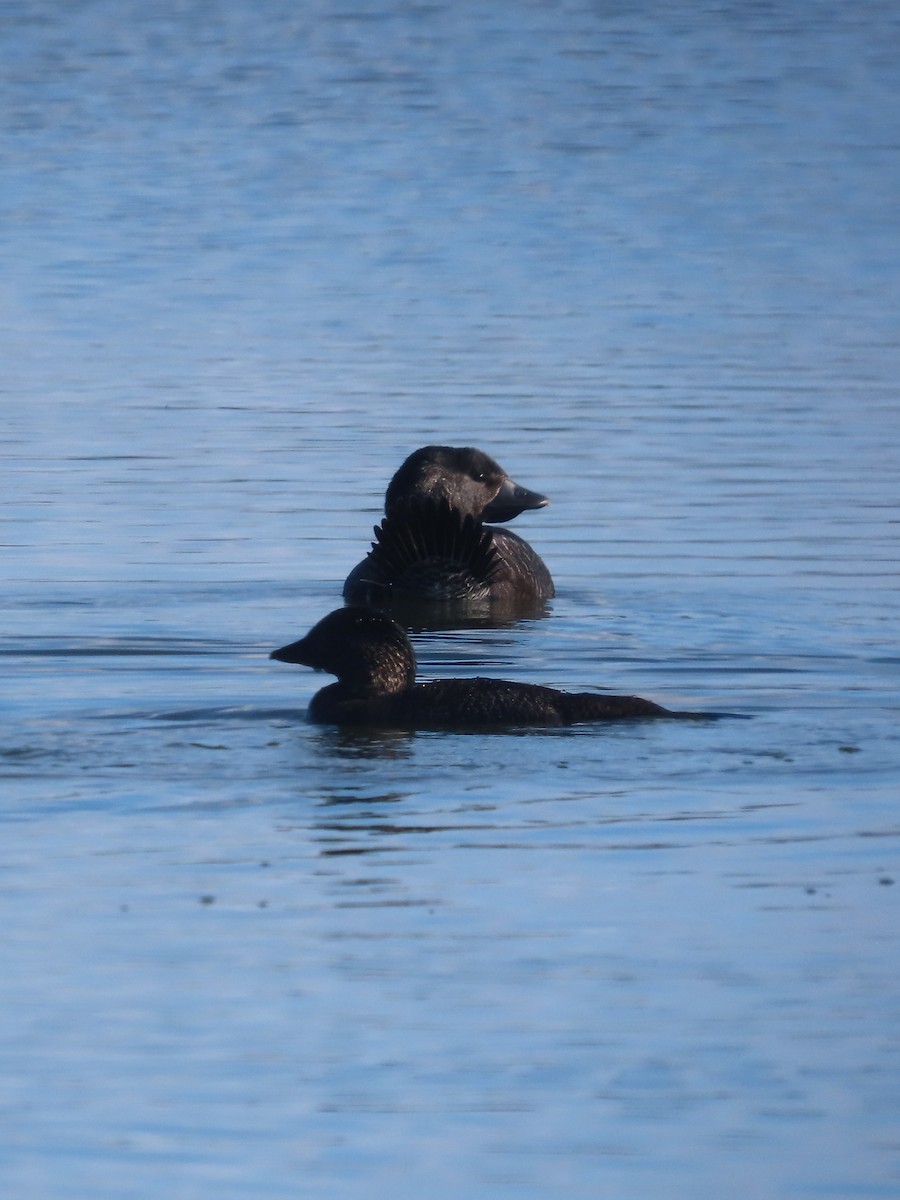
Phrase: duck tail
[
  {"left": 363, "top": 499, "right": 502, "bottom": 599},
  {"left": 558, "top": 691, "right": 725, "bottom": 722}
]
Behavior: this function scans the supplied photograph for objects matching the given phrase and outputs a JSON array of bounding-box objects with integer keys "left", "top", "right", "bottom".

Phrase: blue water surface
[{"left": 2, "top": 2, "right": 899, "bottom": 1198}]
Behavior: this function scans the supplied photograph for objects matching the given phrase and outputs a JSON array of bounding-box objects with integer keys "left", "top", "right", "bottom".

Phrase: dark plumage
[
  {"left": 343, "top": 446, "right": 554, "bottom": 610},
  {"left": 270, "top": 607, "right": 717, "bottom": 729}
]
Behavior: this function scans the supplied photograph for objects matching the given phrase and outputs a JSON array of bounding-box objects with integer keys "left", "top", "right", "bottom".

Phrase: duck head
[
  {"left": 383, "top": 446, "right": 548, "bottom": 524},
  {"left": 271, "top": 607, "right": 416, "bottom": 694}
]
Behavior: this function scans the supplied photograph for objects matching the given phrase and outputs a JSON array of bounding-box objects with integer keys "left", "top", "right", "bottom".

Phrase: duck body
[
  {"left": 305, "top": 675, "right": 673, "bottom": 728},
  {"left": 343, "top": 446, "right": 555, "bottom": 610},
  {"left": 271, "top": 607, "right": 713, "bottom": 730}
]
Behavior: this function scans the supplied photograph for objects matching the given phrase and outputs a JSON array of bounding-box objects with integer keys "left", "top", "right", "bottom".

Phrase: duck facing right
[{"left": 342, "top": 445, "right": 554, "bottom": 611}]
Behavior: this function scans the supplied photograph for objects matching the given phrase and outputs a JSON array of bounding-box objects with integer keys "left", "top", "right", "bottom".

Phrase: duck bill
[
  {"left": 270, "top": 637, "right": 312, "bottom": 665},
  {"left": 482, "top": 477, "right": 549, "bottom": 523}
]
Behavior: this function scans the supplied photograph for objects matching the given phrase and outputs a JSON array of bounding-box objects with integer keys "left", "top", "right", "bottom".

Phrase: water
[{"left": 3, "top": 2, "right": 900, "bottom": 1197}]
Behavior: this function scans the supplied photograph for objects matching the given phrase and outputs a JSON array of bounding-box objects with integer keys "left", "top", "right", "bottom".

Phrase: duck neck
[{"left": 341, "top": 641, "right": 416, "bottom": 696}]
